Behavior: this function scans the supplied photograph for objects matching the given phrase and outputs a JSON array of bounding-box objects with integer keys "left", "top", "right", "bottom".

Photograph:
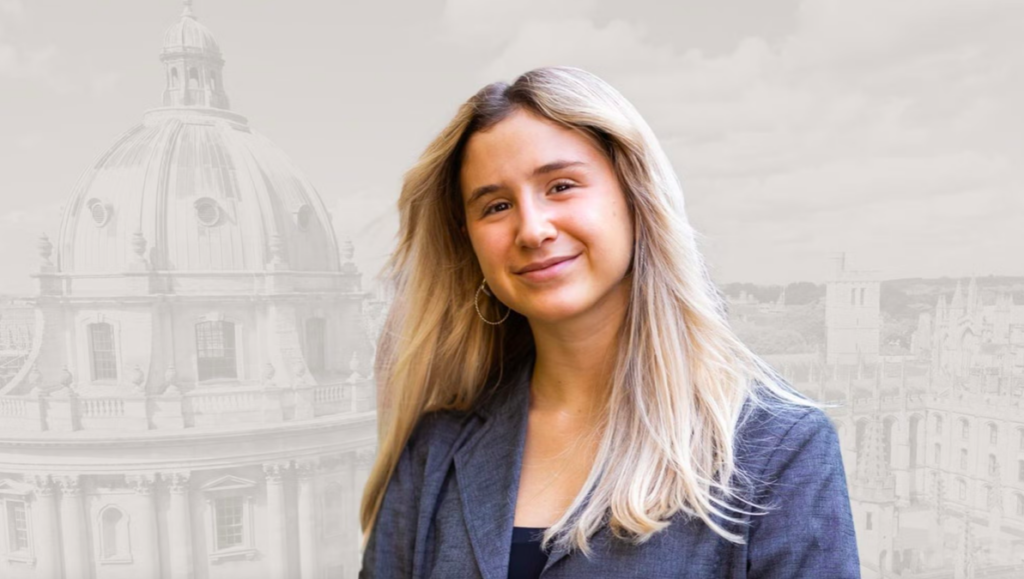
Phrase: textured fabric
[
  {"left": 509, "top": 527, "right": 549, "bottom": 579},
  {"left": 359, "top": 352, "right": 861, "bottom": 578}
]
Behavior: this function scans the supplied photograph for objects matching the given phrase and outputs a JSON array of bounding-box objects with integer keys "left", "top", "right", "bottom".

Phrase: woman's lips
[{"left": 516, "top": 254, "right": 579, "bottom": 282}]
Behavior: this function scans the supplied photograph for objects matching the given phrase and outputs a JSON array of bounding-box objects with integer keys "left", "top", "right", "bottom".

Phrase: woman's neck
[{"left": 527, "top": 285, "right": 629, "bottom": 420}]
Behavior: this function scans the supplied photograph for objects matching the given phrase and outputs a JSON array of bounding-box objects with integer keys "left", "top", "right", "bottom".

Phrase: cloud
[
  {"left": 89, "top": 70, "right": 123, "bottom": 98},
  {"left": 0, "top": 21, "right": 72, "bottom": 92},
  {"left": 443, "top": 0, "right": 1021, "bottom": 280},
  {"left": 15, "top": 131, "right": 43, "bottom": 150},
  {"left": 440, "top": 0, "right": 597, "bottom": 52}
]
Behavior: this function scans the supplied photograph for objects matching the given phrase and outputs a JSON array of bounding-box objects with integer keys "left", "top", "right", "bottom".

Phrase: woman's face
[{"left": 459, "top": 108, "right": 634, "bottom": 326}]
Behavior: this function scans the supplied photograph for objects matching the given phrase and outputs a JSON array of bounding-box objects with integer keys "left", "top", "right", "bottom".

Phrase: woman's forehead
[{"left": 459, "top": 112, "right": 604, "bottom": 194}]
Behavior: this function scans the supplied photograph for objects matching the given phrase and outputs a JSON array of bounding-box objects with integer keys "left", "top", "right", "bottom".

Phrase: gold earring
[{"left": 475, "top": 279, "right": 511, "bottom": 325}]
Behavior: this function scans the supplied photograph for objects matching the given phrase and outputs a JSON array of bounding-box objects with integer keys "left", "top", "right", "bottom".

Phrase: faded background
[{"left": 0, "top": 0, "right": 1021, "bottom": 578}]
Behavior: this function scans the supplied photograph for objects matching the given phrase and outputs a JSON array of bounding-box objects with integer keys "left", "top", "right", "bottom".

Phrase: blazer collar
[
  {"left": 454, "top": 351, "right": 582, "bottom": 578},
  {"left": 454, "top": 352, "right": 541, "bottom": 579}
]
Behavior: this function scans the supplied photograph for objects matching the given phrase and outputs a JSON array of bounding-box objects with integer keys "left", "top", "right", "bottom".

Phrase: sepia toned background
[{"left": 0, "top": 0, "right": 1020, "bottom": 577}]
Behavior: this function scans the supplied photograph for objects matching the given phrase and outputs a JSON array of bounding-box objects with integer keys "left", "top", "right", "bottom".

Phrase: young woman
[{"left": 359, "top": 66, "right": 860, "bottom": 578}]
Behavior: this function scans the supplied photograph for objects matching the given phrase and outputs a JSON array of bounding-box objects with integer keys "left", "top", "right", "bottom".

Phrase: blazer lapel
[{"left": 454, "top": 356, "right": 534, "bottom": 579}]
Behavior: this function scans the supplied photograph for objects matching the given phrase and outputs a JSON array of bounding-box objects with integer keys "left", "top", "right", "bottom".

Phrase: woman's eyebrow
[{"left": 466, "top": 159, "right": 588, "bottom": 207}]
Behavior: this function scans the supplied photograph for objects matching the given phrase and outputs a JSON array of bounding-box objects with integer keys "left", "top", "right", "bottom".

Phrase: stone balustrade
[{"left": 0, "top": 378, "right": 375, "bottom": 432}]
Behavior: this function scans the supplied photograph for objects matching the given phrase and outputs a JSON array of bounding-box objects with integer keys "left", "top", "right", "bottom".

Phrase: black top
[{"left": 508, "top": 526, "right": 549, "bottom": 579}]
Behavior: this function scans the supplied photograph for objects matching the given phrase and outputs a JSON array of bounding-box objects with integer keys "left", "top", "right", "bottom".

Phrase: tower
[{"left": 825, "top": 252, "right": 881, "bottom": 364}]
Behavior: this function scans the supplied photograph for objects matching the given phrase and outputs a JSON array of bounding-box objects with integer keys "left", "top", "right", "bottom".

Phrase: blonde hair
[{"left": 360, "top": 66, "right": 826, "bottom": 556}]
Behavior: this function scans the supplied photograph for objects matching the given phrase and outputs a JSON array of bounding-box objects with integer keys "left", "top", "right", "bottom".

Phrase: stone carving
[
  {"left": 37, "top": 233, "right": 53, "bottom": 266},
  {"left": 164, "top": 472, "right": 191, "bottom": 494},
  {"left": 56, "top": 475, "right": 82, "bottom": 496},
  {"left": 263, "top": 462, "right": 291, "bottom": 484},
  {"left": 126, "top": 473, "right": 159, "bottom": 495},
  {"left": 29, "top": 474, "right": 55, "bottom": 497}
]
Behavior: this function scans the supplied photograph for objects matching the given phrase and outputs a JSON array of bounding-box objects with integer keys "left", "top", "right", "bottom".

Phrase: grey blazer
[{"left": 360, "top": 353, "right": 860, "bottom": 578}]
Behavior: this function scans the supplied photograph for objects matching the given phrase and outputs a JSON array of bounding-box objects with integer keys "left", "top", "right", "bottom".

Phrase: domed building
[{"left": 0, "top": 2, "right": 377, "bottom": 578}]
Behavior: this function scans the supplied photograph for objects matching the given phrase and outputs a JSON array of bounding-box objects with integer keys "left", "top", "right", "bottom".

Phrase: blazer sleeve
[
  {"left": 746, "top": 407, "right": 861, "bottom": 579},
  {"left": 359, "top": 422, "right": 427, "bottom": 579}
]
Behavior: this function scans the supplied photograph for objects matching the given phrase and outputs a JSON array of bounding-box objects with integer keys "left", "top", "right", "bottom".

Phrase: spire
[
  {"left": 966, "top": 277, "right": 978, "bottom": 312},
  {"left": 950, "top": 280, "right": 964, "bottom": 311},
  {"left": 988, "top": 462, "right": 1003, "bottom": 513},
  {"left": 856, "top": 416, "right": 893, "bottom": 489},
  {"left": 954, "top": 506, "right": 976, "bottom": 579}
]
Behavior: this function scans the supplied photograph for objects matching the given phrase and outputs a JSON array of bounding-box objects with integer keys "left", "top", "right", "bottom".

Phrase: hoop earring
[{"left": 475, "top": 279, "right": 511, "bottom": 325}]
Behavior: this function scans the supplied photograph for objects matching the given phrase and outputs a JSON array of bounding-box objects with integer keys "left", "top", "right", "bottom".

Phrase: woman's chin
[{"left": 519, "top": 301, "right": 591, "bottom": 325}]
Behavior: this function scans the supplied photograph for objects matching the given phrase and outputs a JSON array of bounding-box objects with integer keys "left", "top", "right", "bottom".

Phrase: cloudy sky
[{"left": 0, "top": 0, "right": 1020, "bottom": 295}]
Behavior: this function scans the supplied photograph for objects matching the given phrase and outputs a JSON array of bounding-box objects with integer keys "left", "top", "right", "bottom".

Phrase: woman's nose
[{"left": 514, "top": 197, "right": 557, "bottom": 249}]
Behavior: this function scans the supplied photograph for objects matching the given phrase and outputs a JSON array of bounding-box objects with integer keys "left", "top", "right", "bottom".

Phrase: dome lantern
[{"left": 159, "top": 0, "right": 230, "bottom": 109}]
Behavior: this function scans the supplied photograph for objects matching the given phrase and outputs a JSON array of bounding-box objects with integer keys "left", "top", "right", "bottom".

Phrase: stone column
[
  {"left": 296, "top": 460, "right": 319, "bottom": 579},
  {"left": 126, "top": 473, "right": 161, "bottom": 579},
  {"left": 57, "top": 475, "right": 88, "bottom": 579},
  {"left": 29, "top": 475, "right": 62, "bottom": 579},
  {"left": 353, "top": 447, "right": 376, "bottom": 561},
  {"left": 263, "top": 462, "right": 291, "bottom": 579},
  {"left": 166, "top": 472, "right": 194, "bottom": 579},
  {"left": 337, "top": 451, "right": 360, "bottom": 564}
]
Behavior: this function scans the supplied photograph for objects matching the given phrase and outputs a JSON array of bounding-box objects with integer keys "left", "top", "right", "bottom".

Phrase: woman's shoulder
[
  {"left": 734, "top": 389, "right": 841, "bottom": 479},
  {"left": 730, "top": 390, "right": 845, "bottom": 512}
]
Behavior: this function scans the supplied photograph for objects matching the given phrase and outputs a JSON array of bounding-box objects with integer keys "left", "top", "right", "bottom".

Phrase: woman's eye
[
  {"left": 484, "top": 202, "right": 511, "bottom": 216},
  {"left": 482, "top": 183, "right": 574, "bottom": 216}
]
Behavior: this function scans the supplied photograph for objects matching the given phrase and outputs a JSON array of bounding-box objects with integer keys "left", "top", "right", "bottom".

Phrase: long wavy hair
[{"left": 360, "top": 66, "right": 826, "bottom": 556}]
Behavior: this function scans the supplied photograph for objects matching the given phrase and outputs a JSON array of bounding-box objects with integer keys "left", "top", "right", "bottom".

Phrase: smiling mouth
[{"left": 515, "top": 254, "right": 580, "bottom": 281}]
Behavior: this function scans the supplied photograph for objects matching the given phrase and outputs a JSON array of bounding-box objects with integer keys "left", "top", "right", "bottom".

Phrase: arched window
[
  {"left": 961, "top": 418, "right": 970, "bottom": 440},
  {"left": 934, "top": 443, "right": 941, "bottom": 466},
  {"left": 1017, "top": 494, "right": 1024, "bottom": 517},
  {"left": 98, "top": 506, "right": 131, "bottom": 562},
  {"left": 859, "top": 288, "right": 866, "bottom": 306},
  {"left": 304, "top": 318, "right": 325, "bottom": 373},
  {"left": 990, "top": 423, "right": 998, "bottom": 445},
  {"left": 936, "top": 415, "right": 943, "bottom": 435},
  {"left": 88, "top": 322, "right": 117, "bottom": 380},
  {"left": 188, "top": 67, "right": 200, "bottom": 87},
  {"left": 170, "top": 67, "right": 179, "bottom": 88},
  {"left": 958, "top": 478, "right": 967, "bottom": 501},
  {"left": 989, "top": 454, "right": 998, "bottom": 476},
  {"left": 850, "top": 288, "right": 856, "bottom": 306},
  {"left": 208, "top": 72, "right": 218, "bottom": 91},
  {"left": 196, "top": 320, "right": 237, "bottom": 381},
  {"left": 960, "top": 448, "right": 968, "bottom": 470}
]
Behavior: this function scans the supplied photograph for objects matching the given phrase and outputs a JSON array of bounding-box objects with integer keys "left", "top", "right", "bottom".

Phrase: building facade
[
  {"left": 765, "top": 255, "right": 1024, "bottom": 578},
  {"left": 0, "top": 2, "right": 376, "bottom": 578}
]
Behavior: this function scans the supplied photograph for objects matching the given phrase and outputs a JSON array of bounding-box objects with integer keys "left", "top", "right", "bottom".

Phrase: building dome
[
  {"left": 56, "top": 111, "right": 341, "bottom": 273},
  {"left": 161, "top": 0, "right": 220, "bottom": 55},
  {"left": 0, "top": 4, "right": 375, "bottom": 576},
  {"left": 55, "top": 1, "right": 340, "bottom": 275}
]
